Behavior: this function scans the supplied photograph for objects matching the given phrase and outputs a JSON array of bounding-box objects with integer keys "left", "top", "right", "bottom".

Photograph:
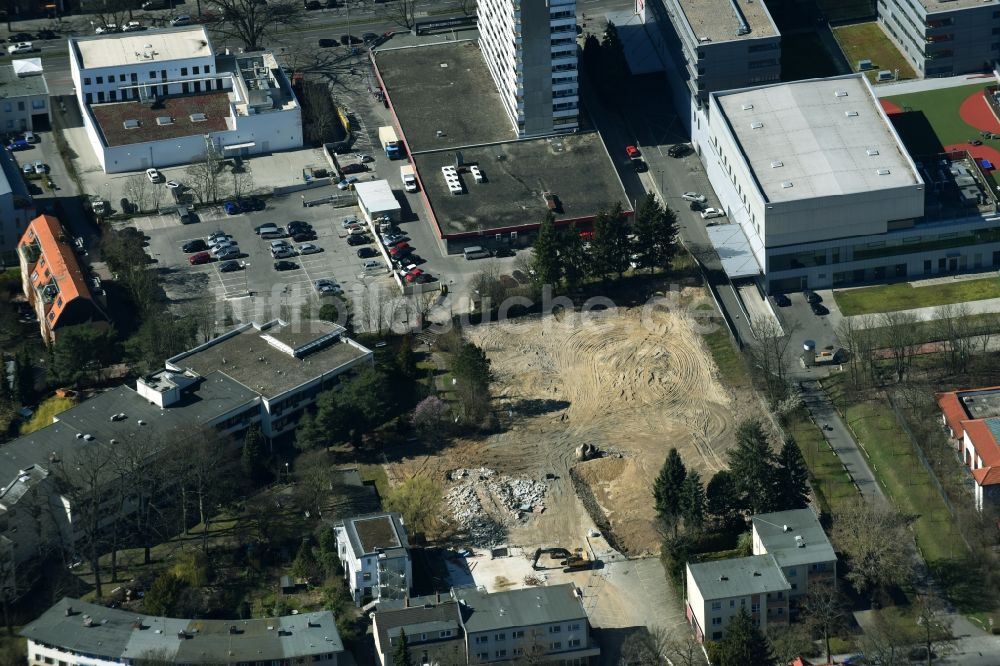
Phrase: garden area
[
  {"left": 834, "top": 275, "right": 1000, "bottom": 315},
  {"left": 832, "top": 22, "right": 917, "bottom": 84}
]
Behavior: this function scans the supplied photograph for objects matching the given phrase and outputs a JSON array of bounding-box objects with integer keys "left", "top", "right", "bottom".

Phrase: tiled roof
[{"left": 936, "top": 390, "right": 969, "bottom": 438}]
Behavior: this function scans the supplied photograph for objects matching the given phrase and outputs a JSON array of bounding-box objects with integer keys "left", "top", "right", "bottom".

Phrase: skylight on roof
[
  {"left": 750, "top": 122, "right": 764, "bottom": 129},
  {"left": 156, "top": 116, "right": 173, "bottom": 126},
  {"left": 834, "top": 90, "right": 848, "bottom": 98},
  {"left": 123, "top": 119, "right": 140, "bottom": 129},
  {"left": 770, "top": 161, "right": 783, "bottom": 168},
  {"left": 866, "top": 148, "right": 880, "bottom": 156},
  {"left": 877, "top": 169, "right": 891, "bottom": 175},
  {"left": 742, "top": 103, "right": 754, "bottom": 110},
  {"left": 781, "top": 181, "right": 793, "bottom": 188},
  {"left": 845, "top": 111, "right": 859, "bottom": 118},
  {"left": 189, "top": 112, "right": 207, "bottom": 122}
]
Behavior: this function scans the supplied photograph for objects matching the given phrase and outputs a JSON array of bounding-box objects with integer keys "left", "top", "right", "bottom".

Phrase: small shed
[
  {"left": 280, "top": 575, "right": 296, "bottom": 594},
  {"left": 354, "top": 179, "right": 401, "bottom": 224}
]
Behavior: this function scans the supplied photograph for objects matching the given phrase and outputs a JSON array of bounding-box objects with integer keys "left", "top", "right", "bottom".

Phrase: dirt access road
[{"left": 390, "top": 294, "right": 761, "bottom": 556}]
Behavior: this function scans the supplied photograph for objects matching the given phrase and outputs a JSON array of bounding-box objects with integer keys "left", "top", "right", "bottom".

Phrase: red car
[
  {"left": 404, "top": 268, "right": 424, "bottom": 283},
  {"left": 189, "top": 251, "right": 211, "bottom": 265},
  {"left": 625, "top": 145, "right": 640, "bottom": 159},
  {"left": 389, "top": 242, "right": 411, "bottom": 257}
]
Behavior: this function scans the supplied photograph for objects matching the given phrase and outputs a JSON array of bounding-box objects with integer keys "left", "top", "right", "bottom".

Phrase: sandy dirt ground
[{"left": 389, "top": 295, "right": 760, "bottom": 556}]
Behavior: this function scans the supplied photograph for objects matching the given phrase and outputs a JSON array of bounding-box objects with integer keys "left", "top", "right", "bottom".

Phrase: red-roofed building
[
  {"left": 17, "top": 214, "right": 107, "bottom": 343},
  {"left": 936, "top": 387, "right": 1000, "bottom": 511}
]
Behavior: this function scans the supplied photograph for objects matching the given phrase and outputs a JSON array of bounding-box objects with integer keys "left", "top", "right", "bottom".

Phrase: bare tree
[
  {"left": 92, "top": 0, "right": 135, "bottom": 28},
  {"left": 837, "top": 315, "right": 879, "bottom": 390},
  {"left": 857, "top": 615, "right": 911, "bottom": 666},
  {"left": 933, "top": 302, "right": 974, "bottom": 375},
  {"left": 913, "top": 594, "right": 954, "bottom": 666},
  {"left": 877, "top": 311, "right": 921, "bottom": 383},
  {"left": 765, "top": 623, "right": 812, "bottom": 666},
  {"left": 123, "top": 174, "right": 153, "bottom": 213},
  {"left": 379, "top": 0, "right": 417, "bottom": 28},
  {"left": 662, "top": 631, "right": 707, "bottom": 665},
  {"left": 746, "top": 315, "right": 797, "bottom": 404},
  {"left": 802, "top": 581, "right": 849, "bottom": 664},
  {"left": 231, "top": 169, "right": 254, "bottom": 201},
  {"left": 972, "top": 312, "right": 1000, "bottom": 357},
  {"left": 203, "top": 0, "right": 303, "bottom": 50},
  {"left": 184, "top": 149, "right": 223, "bottom": 205},
  {"left": 831, "top": 498, "right": 915, "bottom": 603}
]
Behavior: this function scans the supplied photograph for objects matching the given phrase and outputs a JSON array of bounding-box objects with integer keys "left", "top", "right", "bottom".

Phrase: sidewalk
[{"left": 875, "top": 72, "right": 996, "bottom": 97}]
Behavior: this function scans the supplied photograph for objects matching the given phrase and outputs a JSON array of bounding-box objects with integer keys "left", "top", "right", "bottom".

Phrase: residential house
[
  {"left": 686, "top": 554, "right": 791, "bottom": 643},
  {"left": 752, "top": 509, "right": 837, "bottom": 617},
  {"left": 335, "top": 512, "right": 413, "bottom": 605},
  {"left": 0, "top": 59, "right": 49, "bottom": 134},
  {"left": 23, "top": 597, "right": 344, "bottom": 665},
  {"left": 373, "top": 594, "right": 466, "bottom": 666},
  {"left": 938, "top": 386, "right": 1000, "bottom": 511}
]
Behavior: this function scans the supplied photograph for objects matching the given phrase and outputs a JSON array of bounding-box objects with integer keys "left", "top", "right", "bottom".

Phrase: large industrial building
[
  {"left": 477, "top": 0, "right": 579, "bottom": 136},
  {"left": 878, "top": 0, "right": 1000, "bottom": 77},
  {"left": 697, "top": 73, "right": 1000, "bottom": 292},
  {"left": 68, "top": 26, "right": 302, "bottom": 173}
]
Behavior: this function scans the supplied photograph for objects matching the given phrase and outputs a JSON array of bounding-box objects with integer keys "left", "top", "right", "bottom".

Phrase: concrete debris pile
[{"left": 446, "top": 467, "right": 548, "bottom": 547}]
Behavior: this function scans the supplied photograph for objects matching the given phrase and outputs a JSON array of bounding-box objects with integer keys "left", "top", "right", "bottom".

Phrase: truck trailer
[
  {"left": 378, "top": 125, "right": 403, "bottom": 160},
  {"left": 400, "top": 164, "right": 418, "bottom": 192}
]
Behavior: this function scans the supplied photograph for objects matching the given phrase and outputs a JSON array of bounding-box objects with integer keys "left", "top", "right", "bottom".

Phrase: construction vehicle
[
  {"left": 560, "top": 548, "right": 592, "bottom": 572},
  {"left": 531, "top": 547, "right": 593, "bottom": 573}
]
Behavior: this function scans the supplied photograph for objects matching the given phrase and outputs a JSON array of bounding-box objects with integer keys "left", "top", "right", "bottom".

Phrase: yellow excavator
[{"left": 532, "top": 547, "right": 592, "bottom": 573}]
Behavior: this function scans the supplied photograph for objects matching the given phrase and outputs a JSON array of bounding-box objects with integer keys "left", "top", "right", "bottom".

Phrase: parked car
[
  {"left": 341, "top": 163, "right": 368, "bottom": 175},
  {"left": 219, "top": 260, "right": 243, "bottom": 272},
  {"left": 182, "top": 239, "right": 208, "bottom": 253},
  {"left": 216, "top": 247, "right": 241, "bottom": 261},
  {"left": 22, "top": 131, "right": 38, "bottom": 144},
  {"left": 211, "top": 242, "right": 238, "bottom": 256},
  {"left": 261, "top": 228, "right": 288, "bottom": 239},
  {"left": 122, "top": 21, "right": 146, "bottom": 32},
  {"left": 315, "top": 279, "right": 341, "bottom": 294},
  {"left": 361, "top": 259, "right": 381, "bottom": 270},
  {"left": 773, "top": 293, "right": 791, "bottom": 307},
  {"left": 271, "top": 247, "right": 295, "bottom": 259},
  {"left": 340, "top": 34, "right": 362, "bottom": 45},
  {"left": 223, "top": 201, "right": 241, "bottom": 215},
  {"left": 336, "top": 176, "right": 359, "bottom": 190},
  {"left": 165, "top": 180, "right": 182, "bottom": 189},
  {"left": 21, "top": 162, "right": 32, "bottom": 174},
  {"left": 6, "top": 139, "right": 29, "bottom": 151},
  {"left": 690, "top": 201, "right": 706, "bottom": 212},
  {"left": 347, "top": 225, "right": 366, "bottom": 236},
  {"left": 810, "top": 302, "right": 829, "bottom": 316},
  {"left": 7, "top": 42, "right": 33, "bottom": 54},
  {"left": 95, "top": 24, "right": 119, "bottom": 34},
  {"left": 273, "top": 260, "right": 298, "bottom": 271},
  {"left": 288, "top": 221, "right": 313, "bottom": 234},
  {"left": 668, "top": 143, "right": 692, "bottom": 158},
  {"left": 189, "top": 251, "right": 211, "bottom": 265},
  {"left": 383, "top": 234, "right": 408, "bottom": 246},
  {"left": 804, "top": 290, "right": 822, "bottom": 305},
  {"left": 625, "top": 145, "right": 640, "bottom": 159},
  {"left": 363, "top": 32, "right": 378, "bottom": 43},
  {"left": 342, "top": 216, "right": 360, "bottom": 228},
  {"left": 298, "top": 243, "right": 322, "bottom": 255},
  {"left": 145, "top": 167, "right": 162, "bottom": 183},
  {"left": 700, "top": 207, "right": 725, "bottom": 220},
  {"left": 356, "top": 153, "right": 374, "bottom": 163},
  {"left": 681, "top": 192, "right": 706, "bottom": 203},
  {"left": 347, "top": 234, "right": 370, "bottom": 246},
  {"left": 208, "top": 230, "right": 232, "bottom": 241},
  {"left": 33, "top": 161, "right": 47, "bottom": 174},
  {"left": 170, "top": 15, "right": 192, "bottom": 26},
  {"left": 36, "top": 29, "right": 58, "bottom": 40},
  {"left": 292, "top": 231, "right": 317, "bottom": 242},
  {"left": 10, "top": 33, "right": 33, "bottom": 42},
  {"left": 357, "top": 247, "right": 378, "bottom": 258},
  {"left": 491, "top": 248, "right": 515, "bottom": 258},
  {"left": 319, "top": 38, "right": 337, "bottom": 48},
  {"left": 255, "top": 223, "right": 279, "bottom": 235}
]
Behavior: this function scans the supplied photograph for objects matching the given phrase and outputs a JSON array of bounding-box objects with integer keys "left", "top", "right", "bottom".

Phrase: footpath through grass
[
  {"left": 833, "top": 22, "right": 917, "bottom": 84},
  {"left": 788, "top": 408, "right": 858, "bottom": 515},
  {"left": 834, "top": 276, "right": 1000, "bottom": 315},
  {"left": 824, "top": 376, "right": 967, "bottom": 565}
]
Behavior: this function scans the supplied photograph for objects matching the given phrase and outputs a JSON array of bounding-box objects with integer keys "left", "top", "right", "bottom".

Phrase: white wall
[{"left": 29, "top": 640, "right": 122, "bottom": 666}]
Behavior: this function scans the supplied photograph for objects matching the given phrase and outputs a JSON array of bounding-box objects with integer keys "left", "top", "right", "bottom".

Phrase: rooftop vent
[
  {"left": 866, "top": 148, "right": 880, "bottom": 156},
  {"left": 75, "top": 433, "right": 83, "bottom": 439},
  {"left": 770, "top": 160, "right": 783, "bottom": 168},
  {"left": 307, "top": 620, "right": 320, "bottom": 628},
  {"left": 782, "top": 524, "right": 789, "bottom": 531},
  {"left": 781, "top": 181, "right": 793, "bottom": 188},
  {"left": 750, "top": 122, "right": 764, "bottom": 129},
  {"left": 155, "top": 116, "right": 173, "bottom": 126},
  {"left": 718, "top": 575, "right": 728, "bottom": 581},
  {"left": 845, "top": 111, "right": 859, "bottom": 118},
  {"left": 123, "top": 119, "right": 140, "bottom": 129},
  {"left": 741, "top": 103, "right": 754, "bottom": 110},
  {"left": 753, "top": 571, "right": 761, "bottom": 576},
  {"left": 83, "top": 434, "right": 94, "bottom": 441},
  {"left": 190, "top": 112, "right": 207, "bottom": 122},
  {"left": 137, "top": 420, "right": 146, "bottom": 426},
  {"left": 834, "top": 90, "right": 848, "bottom": 98},
  {"left": 877, "top": 168, "right": 891, "bottom": 175}
]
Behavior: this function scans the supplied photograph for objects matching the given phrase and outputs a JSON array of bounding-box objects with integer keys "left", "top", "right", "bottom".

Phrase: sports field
[{"left": 882, "top": 82, "right": 1000, "bottom": 188}]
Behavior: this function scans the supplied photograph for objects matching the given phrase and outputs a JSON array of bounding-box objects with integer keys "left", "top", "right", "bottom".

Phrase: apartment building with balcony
[
  {"left": 878, "top": 0, "right": 1000, "bottom": 77},
  {"left": 751, "top": 509, "right": 837, "bottom": 618},
  {"left": 686, "top": 555, "right": 791, "bottom": 643},
  {"left": 477, "top": 0, "right": 579, "bottom": 136},
  {"left": 335, "top": 513, "right": 412, "bottom": 606}
]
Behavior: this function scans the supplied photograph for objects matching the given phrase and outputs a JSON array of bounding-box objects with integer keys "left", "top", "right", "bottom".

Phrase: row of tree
[{"left": 532, "top": 194, "right": 680, "bottom": 291}]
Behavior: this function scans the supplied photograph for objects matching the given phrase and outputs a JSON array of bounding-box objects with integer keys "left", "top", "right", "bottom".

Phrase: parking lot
[{"left": 124, "top": 193, "right": 397, "bottom": 325}]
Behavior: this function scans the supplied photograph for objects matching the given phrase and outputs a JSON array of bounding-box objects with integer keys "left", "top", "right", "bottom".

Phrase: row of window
[
  {"left": 3, "top": 99, "right": 45, "bottom": 113},
  {"left": 82, "top": 64, "right": 212, "bottom": 86}
]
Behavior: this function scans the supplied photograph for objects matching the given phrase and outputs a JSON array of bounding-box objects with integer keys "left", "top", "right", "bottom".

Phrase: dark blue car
[
  {"left": 7, "top": 140, "right": 30, "bottom": 151},
  {"left": 223, "top": 201, "right": 240, "bottom": 215}
]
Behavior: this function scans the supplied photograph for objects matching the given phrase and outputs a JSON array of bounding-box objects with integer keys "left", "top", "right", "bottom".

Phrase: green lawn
[
  {"left": 833, "top": 22, "right": 917, "bottom": 84},
  {"left": 824, "top": 378, "right": 967, "bottom": 565},
  {"left": 788, "top": 409, "right": 858, "bottom": 515},
  {"left": 701, "top": 326, "right": 750, "bottom": 388},
  {"left": 883, "top": 83, "right": 992, "bottom": 157},
  {"left": 20, "top": 396, "right": 77, "bottom": 435},
  {"left": 862, "top": 311, "right": 1000, "bottom": 345},
  {"left": 834, "top": 276, "right": 1000, "bottom": 315}
]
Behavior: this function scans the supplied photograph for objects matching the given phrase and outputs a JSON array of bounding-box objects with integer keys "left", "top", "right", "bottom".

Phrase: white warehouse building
[
  {"left": 477, "top": 0, "right": 579, "bottom": 136},
  {"left": 68, "top": 26, "right": 302, "bottom": 174}
]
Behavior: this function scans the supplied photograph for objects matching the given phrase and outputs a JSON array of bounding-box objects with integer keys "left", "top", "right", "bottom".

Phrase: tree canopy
[{"left": 715, "top": 609, "right": 776, "bottom": 666}]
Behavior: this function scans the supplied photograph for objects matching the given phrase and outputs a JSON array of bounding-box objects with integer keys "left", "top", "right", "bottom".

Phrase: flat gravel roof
[
  {"left": 672, "top": 0, "right": 777, "bottom": 43},
  {"left": 72, "top": 27, "right": 212, "bottom": 70}
]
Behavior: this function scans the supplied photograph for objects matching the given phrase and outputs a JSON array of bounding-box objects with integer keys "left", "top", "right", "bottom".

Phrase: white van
[{"left": 463, "top": 246, "right": 490, "bottom": 260}]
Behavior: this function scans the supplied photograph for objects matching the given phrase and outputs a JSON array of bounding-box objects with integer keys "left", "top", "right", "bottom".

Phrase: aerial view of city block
[{"left": 2, "top": 0, "right": 1000, "bottom": 663}]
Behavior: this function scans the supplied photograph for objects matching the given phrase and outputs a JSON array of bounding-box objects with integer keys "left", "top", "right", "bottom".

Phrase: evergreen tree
[
  {"left": 291, "top": 540, "right": 320, "bottom": 582},
  {"left": 532, "top": 211, "right": 562, "bottom": 288},
  {"left": 706, "top": 470, "right": 743, "bottom": 527},
  {"left": 12, "top": 350, "right": 33, "bottom": 405},
  {"left": 393, "top": 628, "right": 413, "bottom": 666},
  {"left": 680, "top": 471, "right": 706, "bottom": 533},
  {"left": 653, "top": 448, "right": 687, "bottom": 531},
  {"left": 775, "top": 438, "right": 810, "bottom": 510},
  {"left": 631, "top": 193, "right": 660, "bottom": 272},
  {"left": 241, "top": 424, "right": 268, "bottom": 483},
  {"left": 294, "top": 409, "right": 324, "bottom": 451},
  {"left": 591, "top": 204, "right": 629, "bottom": 281},
  {"left": 558, "top": 224, "right": 589, "bottom": 291},
  {"left": 599, "top": 22, "right": 630, "bottom": 98},
  {"left": 396, "top": 335, "right": 417, "bottom": 380},
  {"left": 728, "top": 419, "right": 778, "bottom": 515},
  {"left": 717, "top": 609, "right": 776, "bottom": 666},
  {"left": 651, "top": 202, "right": 680, "bottom": 271},
  {"left": 581, "top": 33, "right": 602, "bottom": 75}
]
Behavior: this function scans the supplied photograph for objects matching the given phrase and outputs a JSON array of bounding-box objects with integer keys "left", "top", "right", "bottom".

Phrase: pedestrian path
[
  {"left": 876, "top": 73, "right": 996, "bottom": 97},
  {"left": 845, "top": 295, "right": 1000, "bottom": 329}
]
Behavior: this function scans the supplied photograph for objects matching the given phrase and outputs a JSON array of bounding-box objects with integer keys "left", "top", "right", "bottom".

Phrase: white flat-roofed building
[
  {"left": 68, "top": 26, "right": 302, "bottom": 173},
  {"left": 477, "top": 0, "right": 579, "bottom": 136}
]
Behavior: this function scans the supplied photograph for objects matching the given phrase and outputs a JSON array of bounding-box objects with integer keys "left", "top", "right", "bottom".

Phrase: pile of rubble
[{"left": 445, "top": 468, "right": 548, "bottom": 547}]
